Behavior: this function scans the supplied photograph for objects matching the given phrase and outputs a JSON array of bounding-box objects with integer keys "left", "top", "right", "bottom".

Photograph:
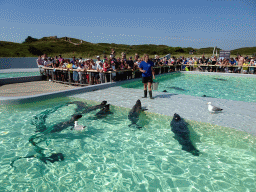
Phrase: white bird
[
  {"left": 207, "top": 102, "right": 223, "bottom": 113},
  {"left": 73, "top": 121, "right": 85, "bottom": 131}
]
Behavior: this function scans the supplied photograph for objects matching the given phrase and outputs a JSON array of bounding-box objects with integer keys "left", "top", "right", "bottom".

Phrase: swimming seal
[
  {"left": 80, "top": 101, "right": 107, "bottom": 114},
  {"left": 95, "top": 104, "right": 113, "bottom": 119},
  {"left": 170, "top": 113, "right": 200, "bottom": 156},
  {"left": 128, "top": 100, "right": 146, "bottom": 129}
]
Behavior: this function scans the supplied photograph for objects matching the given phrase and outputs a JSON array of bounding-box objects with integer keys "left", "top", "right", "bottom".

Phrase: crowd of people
[{"left": 37, "top": 50, "right": 256, "bottom": 85}]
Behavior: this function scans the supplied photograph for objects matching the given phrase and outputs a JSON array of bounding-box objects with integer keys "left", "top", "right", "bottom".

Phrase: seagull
[
  {"left": 73, "top": 121, "right": 85, "bottom": 131},
  {"left": 207, "top": 102, "right": 223, "bottom": 113}
]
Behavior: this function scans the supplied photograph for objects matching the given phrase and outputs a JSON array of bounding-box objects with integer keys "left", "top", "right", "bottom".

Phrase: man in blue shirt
[{"left": 139, "top": 54, "right": 155, "bottom": 99}]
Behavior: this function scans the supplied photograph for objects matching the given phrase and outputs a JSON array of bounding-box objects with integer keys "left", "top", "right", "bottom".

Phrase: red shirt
[{"left": 103, "top": 62, "right": 108, "bottom": 72}]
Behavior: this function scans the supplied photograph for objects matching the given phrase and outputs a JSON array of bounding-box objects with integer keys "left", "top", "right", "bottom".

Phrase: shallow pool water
[
  {"left": 0, "top": 97, "right": 255, "bottom": 191},
  {"left": 0, "top": 71, "right": 40, "bottom": 79},
  {"left": 121, "top": 73, "right": 256, "bottom": 102}
]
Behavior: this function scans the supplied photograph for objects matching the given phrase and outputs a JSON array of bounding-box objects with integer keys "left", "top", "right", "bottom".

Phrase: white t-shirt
[
  {"left": 95, "top": 61, "right": 101, "bottom": 68},
  {"left": 62, "top": 63, "right": 68, "bottom": 68},
  {"left": 97, "top": 65, "right": 104, "bottom": 75},
  {"left": 77, "top": 66, "right": 82, "bottom": 75},
  {"left": 44, "top": 60, "right": 51, "bottom": 66},
  {"left": 91, "top": 64, "right": 97, "bottom": 70},
  {"left": 37, "top": 58, "right": 43, "bottom": 67}
]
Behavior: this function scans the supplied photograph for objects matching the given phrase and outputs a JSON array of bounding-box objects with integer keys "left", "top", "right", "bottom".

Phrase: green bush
[{"left": 23, "top": 36, "right": 38, "bottom": 43}]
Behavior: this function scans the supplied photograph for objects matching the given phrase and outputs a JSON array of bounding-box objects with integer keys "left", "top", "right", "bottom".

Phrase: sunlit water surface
[
  {"left": 0, "top": 97, "right": 255, "bottom": 191},
  {"left": 121, "top": 73, "right": 256, "bottom": 102}
]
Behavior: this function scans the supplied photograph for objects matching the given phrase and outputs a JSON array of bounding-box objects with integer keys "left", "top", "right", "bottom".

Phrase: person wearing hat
[
  {"left": 95, "top": 56, "right": 101, "bottom": 68},
  {"left": 139, "top": 54, "right": 155, "bottom": 99}
]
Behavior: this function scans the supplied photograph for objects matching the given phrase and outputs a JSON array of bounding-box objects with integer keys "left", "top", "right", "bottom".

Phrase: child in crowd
[
  {"left": 97, "top": 62, "right": 105, "bottom": 83},
  {"left": 242, "top": 60, "right": 249, "bottom": 74},
  {"left": 110, "top": 61, "right": 117, "bottom": 82},
  {"left": 72, "top": 62, "right": 79, "bottom": 85},
  {"left": 90, "top": 60, "right": 99, "bottom": 85}
]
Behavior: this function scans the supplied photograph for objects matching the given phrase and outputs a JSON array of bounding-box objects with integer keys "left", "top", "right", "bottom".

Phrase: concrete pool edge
[
  {"left": 72, "top": 86, "right": 256, "bottom": 136},
  {"left": 0, "top": 75, "right": 42, "bottom": 85},
  {"left": 0, "top": 78, "right": 140, "bottom": 104},
  {"left": 1, "top": 71, "right": 255, "bottom": 103}
]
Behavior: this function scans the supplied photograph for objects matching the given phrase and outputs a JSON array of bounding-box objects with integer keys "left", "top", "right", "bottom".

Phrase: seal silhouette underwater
[
  {"left": 10, "top": 152, "right": 64, "bottom": 168},
  {"left": 214, "top": 78, "right": 227, "bottom": 81},
  {"left": 170, "top": 113, "right": 200, "bottom": 156},
  {"left": 168, "top": 87, "right": 186, "bottom": 91},
  {"left": 12, "top": 101, "right": 108, "bottom": 168}
]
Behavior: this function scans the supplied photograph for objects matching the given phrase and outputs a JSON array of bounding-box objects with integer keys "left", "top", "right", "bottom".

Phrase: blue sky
[{"left": 0, "top": 0, "right": 255, "bottom": 50}]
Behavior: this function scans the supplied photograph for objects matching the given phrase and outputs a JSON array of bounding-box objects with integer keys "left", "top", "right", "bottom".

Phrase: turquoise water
[
  {"left": 121, "top": 73, "right": 256, "bottom": 102},
  {"left": 0, "top": 97, "right": 256, "bottom": 191},
  {"left": 0, "top": 71, "right": 40, "bottom": 79}
]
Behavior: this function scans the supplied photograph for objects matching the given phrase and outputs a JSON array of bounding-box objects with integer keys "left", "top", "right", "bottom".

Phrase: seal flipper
[
  {"left": 10, "top": 155, "right": 35, "bottom": 168},
  {"left": 141, "top": 106, "right": 148, "bottom": 111},
  {"left": 128, "top": 123, "right": 142, "bottom": 129}
]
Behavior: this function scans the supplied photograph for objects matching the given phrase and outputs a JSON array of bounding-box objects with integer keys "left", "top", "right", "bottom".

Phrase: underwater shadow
[
  {"left": 50, "top": 126, "right": 105, "bottom": 140},
  {"left": 154, "top": 93, "right": 178, "bottom": 99}
]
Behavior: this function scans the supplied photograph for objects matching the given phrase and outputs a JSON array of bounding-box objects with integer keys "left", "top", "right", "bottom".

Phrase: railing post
[
  {"left": 89, "top": 72, "right": 92, "bottom": 84},
  {"left": 46, "top": 69, "right": 49, "bottom": 81},
  {"left": 68, "top": 70, "right": 71, "bottom": 85},
  {"left": 52, "top": 69, "right": 54, "bottom": 81}
]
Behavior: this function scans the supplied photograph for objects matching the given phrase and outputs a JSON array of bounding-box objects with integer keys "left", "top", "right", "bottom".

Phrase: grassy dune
[{"left": 0, "top": 36, "right": 255, "bottom": 58}]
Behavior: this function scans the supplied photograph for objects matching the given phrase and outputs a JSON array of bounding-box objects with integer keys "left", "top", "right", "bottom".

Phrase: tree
[
  {"left": 174, "top": 47, "right": 185, "bottom": 53},
  {"left": 24, "top": 36, "right": 38, "bottom": 43}
]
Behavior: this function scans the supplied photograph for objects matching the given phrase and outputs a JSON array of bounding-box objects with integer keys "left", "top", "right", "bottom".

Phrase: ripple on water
[
  {"left": 121, "top": 73, "right": 256, "bottom": 102},
  {"left": 0, "top": 98, "right": 255, "bottom": 191}
]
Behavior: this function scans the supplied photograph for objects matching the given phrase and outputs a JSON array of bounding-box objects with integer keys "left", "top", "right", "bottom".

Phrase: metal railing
[{"left": 41, "top": 64, "right": 255, "bottom": 86}]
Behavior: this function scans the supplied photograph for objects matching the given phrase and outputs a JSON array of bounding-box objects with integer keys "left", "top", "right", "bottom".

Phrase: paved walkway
[
  {"left": 73, "top": 86, "right": 256, "bottom": 136},
  {"left": 0, "top": 71, "right": 255, "bottom": 136},
  {"left": 0, "top": 81, "right": 76, "bottom": 97},
  {"left": 0, "top": 68, "right": 39, "bottom": 73}
]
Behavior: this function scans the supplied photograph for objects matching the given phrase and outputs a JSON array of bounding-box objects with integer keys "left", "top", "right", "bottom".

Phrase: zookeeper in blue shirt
[{"left": 139, "top": 54, "right": 155, "bottom": 99}]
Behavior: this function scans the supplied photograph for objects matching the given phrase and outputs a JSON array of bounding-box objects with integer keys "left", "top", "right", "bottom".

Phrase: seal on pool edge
[{"left": 170, "top": 113, "right": 200, "bottom": 156}]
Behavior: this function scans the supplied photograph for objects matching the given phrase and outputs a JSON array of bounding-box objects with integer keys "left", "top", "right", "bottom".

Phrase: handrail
[{"left": 41, "top": 64, "right": 255, "bottom": 86}]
